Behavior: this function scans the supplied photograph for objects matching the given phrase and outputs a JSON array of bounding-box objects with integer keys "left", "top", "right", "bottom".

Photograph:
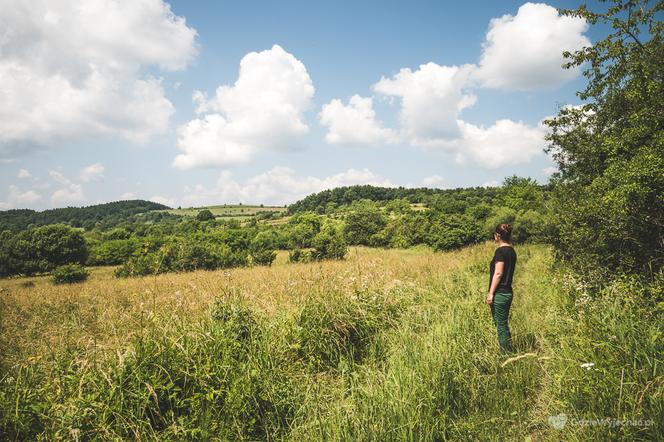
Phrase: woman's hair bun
[{"left": 495, "top": 223, "right": 513, "bottom": 240}]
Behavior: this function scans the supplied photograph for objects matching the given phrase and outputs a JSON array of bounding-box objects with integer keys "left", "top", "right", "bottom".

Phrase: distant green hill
[
  {"left": 0, "top": 200, "right": 172, "bottom": 232},
  {"left": 287, "top": 184, "right": 506, "bottom": 214}
]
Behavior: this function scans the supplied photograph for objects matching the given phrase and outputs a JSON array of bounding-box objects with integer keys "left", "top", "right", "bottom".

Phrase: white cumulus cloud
[
  {"left": 47, "top": 169, "right": 87, "bottom": 206},
  {"left": 373, "top": 63, "right": 476, "bottom": 146},
  {"left": 174, "top": 45, "right": 315, "bottom": 169},
  {"left": 472, "top": 2, "right": 589, "bottom": 90},
  {"left": 422, "top": 175, "right": 445, "bottom": 187},
  {"left": 455, "top": 119, "right": 547, "bottom": 169},
  {"left": 0, "top": 0, "right": 198, "bottom": 151},
  {"left": 150, "top": 195, "right": 176, "bottom": 207},
  {"left": 320, "top": 95, "right": 397, "bottom": 146},
  {"left": 0, "top": 185, "right": 42, "bottom": 209},
  {"left": 51, "top": 184, "right": 85, "bottom": 207},
  {"left": 182, "top": 166, "right": 394, "bottom": 206},
  {"left": 80, "top": 163, "right": 105, "bottom": 182},
  {"left": 49, "top": 170, "right": 70, "bottom": 185},
  {"left": 17, "top": 169, "right": 31, "bottom": 178}
]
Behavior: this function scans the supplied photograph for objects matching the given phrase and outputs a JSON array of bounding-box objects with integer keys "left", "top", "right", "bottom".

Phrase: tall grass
[{"left": 1, "top": 244, "right": 661, "bottom": 440}]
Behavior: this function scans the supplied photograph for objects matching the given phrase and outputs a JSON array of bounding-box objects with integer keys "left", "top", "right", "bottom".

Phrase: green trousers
[{"left": 490, "top": 291, "right": 513, "bottom": 353}]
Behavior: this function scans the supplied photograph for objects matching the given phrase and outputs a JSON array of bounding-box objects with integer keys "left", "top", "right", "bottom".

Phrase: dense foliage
[
  {"left": 114, "top": 236, "right": 250, "bottom": 277},
  {"left": 51, "top": 263, "right": 90, "bottom": 284},
  {"left": 288, "top": 184, "right": 504, "bottom": 214},
  {"left": 196, "top": 209, "right": 216, "bottom": 221},
  {"left": 545, "top": 0, "right": 663, "bottom": 280},
  {"left": 0, "top": 224, "right": 88, "bottom": 276},
  {"left": 0, "top": 178, "right": 552, "bottom": 278}
]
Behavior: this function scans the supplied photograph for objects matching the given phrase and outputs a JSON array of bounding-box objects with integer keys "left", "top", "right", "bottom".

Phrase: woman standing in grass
[{"left": 486, "top": 223, "right": 517, "bottom": 353}]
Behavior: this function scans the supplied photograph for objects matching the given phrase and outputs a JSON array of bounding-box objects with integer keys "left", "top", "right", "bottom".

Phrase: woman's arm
[{"left": 486, "top": 261, "right": 505, "bottom": 305}]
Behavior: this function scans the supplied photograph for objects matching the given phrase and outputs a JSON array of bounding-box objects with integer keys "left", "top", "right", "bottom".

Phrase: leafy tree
[
  {"left": 512, "top": 210, "right": 553, "bottom": 244},
  {"left": 311, "top": 224, "right": 347, "bottom": 260},
  {"left": 250, "top": 231, "right": 277, "bottom": 266},
  {"left": 287, "top": 213, "right": 322, "bottom": 248},
  {"left": 501, "top": 176, "right": 544, "bottom": 212},
  {"left": 52, "top": 264, "right": 89, "bottom": 284},
  {"left": 384, "top": 199, "right": 411, "bottom": 214},
  {"left": 343, "top": 202, "right": 387, "bottom": 245},
  {"left": 0, "top": 224, "right": 88, "bottom": 276},
  {"left": 467, "top": 203, "right": 492, "bottom": 221},
  {"left": 196, "top": 209, "right": 215, "bottom": 221},
  {"left": 545, "top": 0, "right": 663, "bottom": 278},
  {"left": 427, "top": 214, "right": 483, "bottom": 252},
  {"left": 87, "top": 238, "right": 139, "bottom": 265},
  {"left": 102, "top": 227, "right": 131, "bottom": 240},
  {"left": 430, "top": 196, "right": 468, "bottom": 214},
  {"left": 114, "top": 238, "right": 248, "bottom": 278}
]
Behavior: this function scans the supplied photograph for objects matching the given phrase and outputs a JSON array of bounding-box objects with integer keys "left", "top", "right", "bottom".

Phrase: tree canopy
[{"left": 545, "top": 0, "right": 663, "bottom": 278}]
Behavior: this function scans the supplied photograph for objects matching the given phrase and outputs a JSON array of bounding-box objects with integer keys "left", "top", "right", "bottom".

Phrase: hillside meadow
[
  {"left": 1, "top": 243, "right": 661, "bottom": 440},
  {"left": 163, "top": 205, "right": 287, "bottom": 220}
]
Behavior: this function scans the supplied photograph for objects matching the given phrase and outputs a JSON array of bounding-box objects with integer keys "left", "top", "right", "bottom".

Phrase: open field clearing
[
  {"left": 0, "top": 246, "right": 473, "bottom": 364},
  {"left": 1, "top": 243, "right": 661, "bottom": 440},
  {"left": 163, "top": 205, "right": 287, "bottom": 219}
]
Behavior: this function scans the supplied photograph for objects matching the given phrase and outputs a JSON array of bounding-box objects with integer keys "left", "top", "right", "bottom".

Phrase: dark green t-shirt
[{"left": 489, "top": 246, "right": 517, "bottom": 293}]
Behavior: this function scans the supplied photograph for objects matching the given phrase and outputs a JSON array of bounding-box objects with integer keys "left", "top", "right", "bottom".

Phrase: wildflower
[{"left": 580, "top": 362, "right": 595, "bottom": 370}]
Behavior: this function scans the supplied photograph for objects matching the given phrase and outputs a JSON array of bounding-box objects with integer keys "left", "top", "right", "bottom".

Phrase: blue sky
[{"left": 0, "top": 0, "right": 607, "bottom": 209}]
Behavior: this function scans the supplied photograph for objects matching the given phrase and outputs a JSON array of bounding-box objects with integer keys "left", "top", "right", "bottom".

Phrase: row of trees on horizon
[{"left": 0, "top": 0, "right": 661, "bottom": 289}]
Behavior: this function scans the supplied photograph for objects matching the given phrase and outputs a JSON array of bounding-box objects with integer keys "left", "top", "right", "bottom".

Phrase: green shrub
[
  {"left": 196, "top": 209, "right": 215, "bottom": 221},
  {"left": 311, "top": 224, "right": 347, "bottom": 261},
  {"left": 0, "top": 224, "right": 88, "bottom": 277},
  {"left": 343, "top": 203, "right": 387, "bottom": 245},
  {"left": 428, "top": 214, "right": 483, "bottom": 251},
  {"left": 251, "top": 249, "right": 276, "bottom": 266},
  {"left": 250, "top": 231, "right": 277, "bottom": 266},
  {"left": 512, "top": 209, "right": 554, "bottom": 243},
  {"left": 210, "top": 296, "right": 258, "bottom": 342},
  {"left": 115, "top": 239, "right": 248, "bottom": 278},
  {"left": 288, "top": 248, "right": 311, "bottom": 263},
  {"left": 87, "top": 238, "right": 139, "bottom": 265},
  {"left": 51, "top": 264, "right": 89, "bottom": 284},
  {"left": 287, "top": 213, "right": 322, "bottom": 248}
]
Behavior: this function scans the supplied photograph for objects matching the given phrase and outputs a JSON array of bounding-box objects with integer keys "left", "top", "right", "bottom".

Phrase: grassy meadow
[
  {"left": 1, "top": 243, "right": 661, "bottom": 440},
  {"left": 163, "top": 205, "right": 287, "bottom": 220}
]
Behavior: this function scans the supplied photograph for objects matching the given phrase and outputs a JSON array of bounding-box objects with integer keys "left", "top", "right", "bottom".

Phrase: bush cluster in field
[
  {"left": 0, "top": 175, "right": 552, "bottom": 279},
  {"left": 51, "top": 263, "right": 89, "bottom": 284}
]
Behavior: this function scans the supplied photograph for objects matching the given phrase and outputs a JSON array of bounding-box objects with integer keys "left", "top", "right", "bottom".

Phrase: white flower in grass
[{"left": 580, "top": 362, "right": 595, "bottom": 370}]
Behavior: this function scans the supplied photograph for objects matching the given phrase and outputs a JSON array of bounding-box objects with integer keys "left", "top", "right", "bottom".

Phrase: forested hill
[
  {"left": 0, "top": 200, "right": 171, "bottom": 232},
  {"left": 287, "top": 184, "right": 518, "bottom": 214}
]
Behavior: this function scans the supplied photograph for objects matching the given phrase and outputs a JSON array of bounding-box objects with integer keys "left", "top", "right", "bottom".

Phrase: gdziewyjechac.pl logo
[{"left": 548, "top": 413, "right": 568, "bottom": 430}]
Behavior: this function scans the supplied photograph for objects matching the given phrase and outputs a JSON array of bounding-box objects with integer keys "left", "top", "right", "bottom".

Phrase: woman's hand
[{"left": 486, "top": 293, "right": 493, "bottom": 304}]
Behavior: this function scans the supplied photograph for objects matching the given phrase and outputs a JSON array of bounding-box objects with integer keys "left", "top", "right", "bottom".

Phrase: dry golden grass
[
  {"left": 0, "top": 244, "right": 493, "bottom": 367},
  {"left": 3, "top": 243, "right": 660, "bottom": 441}
]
